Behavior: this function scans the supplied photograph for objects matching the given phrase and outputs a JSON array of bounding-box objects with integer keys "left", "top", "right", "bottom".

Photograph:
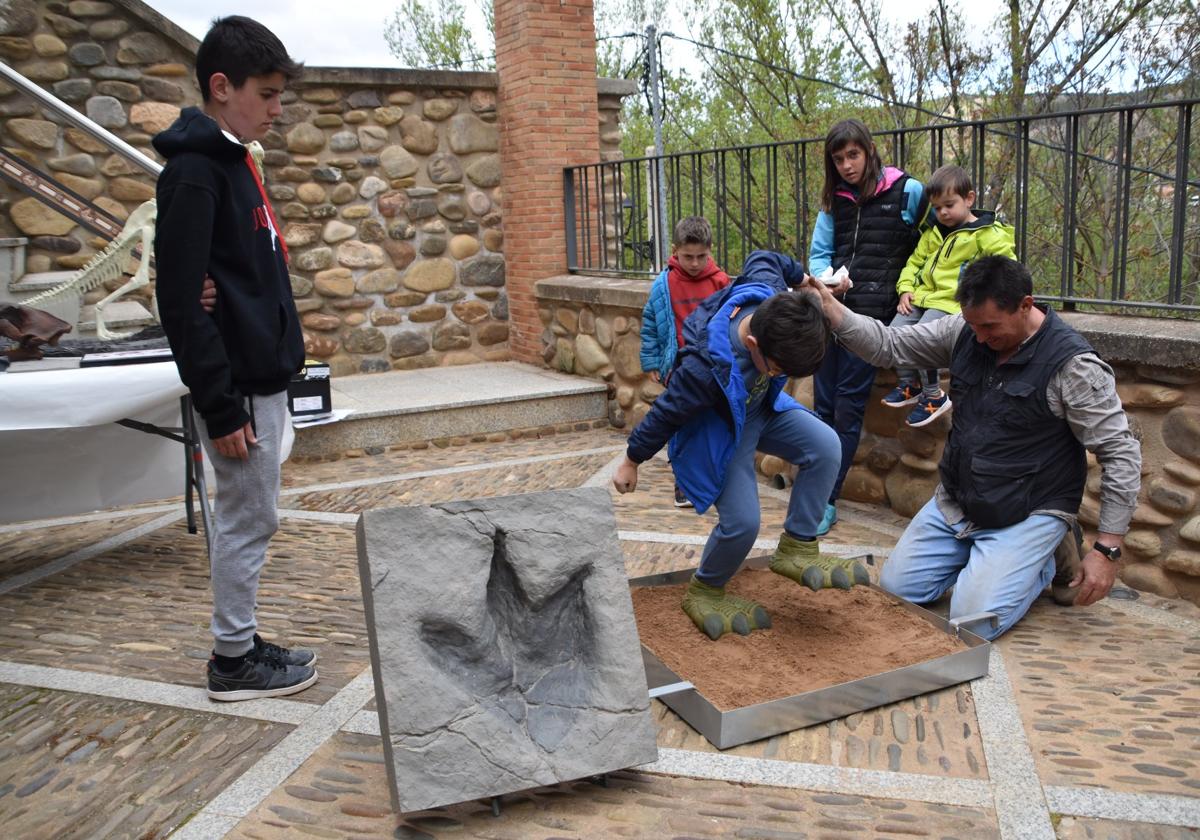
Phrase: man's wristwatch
[{"left": 1092, "top": 541, "right": 1122, "bottom": 561}]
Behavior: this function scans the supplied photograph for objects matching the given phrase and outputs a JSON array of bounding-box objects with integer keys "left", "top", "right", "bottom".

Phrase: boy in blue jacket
[{"left": 614, "top": 251, "right": 869, "bottom": 640}]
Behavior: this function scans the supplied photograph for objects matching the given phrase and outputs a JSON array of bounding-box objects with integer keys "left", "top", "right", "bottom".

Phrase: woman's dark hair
[
  {"left": 820, "top": 119, "right": 882, "bottom": 211},
  {"left": 196, "top": 16, "right": 303, "bottom": 102}
]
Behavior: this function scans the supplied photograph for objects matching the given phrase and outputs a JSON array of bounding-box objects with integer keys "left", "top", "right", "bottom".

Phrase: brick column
[{"left": 494, "top": 0, "right": 601, "bottom": 364}]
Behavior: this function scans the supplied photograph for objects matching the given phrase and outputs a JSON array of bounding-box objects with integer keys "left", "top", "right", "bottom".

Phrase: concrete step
[
  {"left": 8, "top": 269, "right": 78, "bottom": 295},
  {"left": 291, "top": 362, "right": 610, "bottom": 458},
  {"left": 0, "top": 236, "right": 27, "bottom": 289},
  {"left": 78, "top": 299, "right": 156, "bottom": 334}
]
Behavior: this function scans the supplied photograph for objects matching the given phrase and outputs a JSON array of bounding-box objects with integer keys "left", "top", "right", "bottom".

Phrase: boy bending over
[{"left": 614, "top": 251, "right": 868, "bottom": 640}]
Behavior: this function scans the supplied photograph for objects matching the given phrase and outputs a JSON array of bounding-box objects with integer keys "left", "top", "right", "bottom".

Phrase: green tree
[{"left": 384, "top": 0, "right": 494, "bottom": 70}]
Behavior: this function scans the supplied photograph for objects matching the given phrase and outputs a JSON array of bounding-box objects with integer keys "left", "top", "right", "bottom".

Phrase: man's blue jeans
[
  {"left": 696, "top": 407, "right": 840, "bottom": 588},
  {"left": 880, "top": 497, "right": 1066, "bottom": 640}
]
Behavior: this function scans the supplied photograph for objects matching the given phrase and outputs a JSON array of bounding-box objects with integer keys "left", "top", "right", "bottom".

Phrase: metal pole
[
  {"left": 563, "top": 167, "right": 578, "bottom": 270},
  {"left": 644, "top": 145, "right": 655, "bottom": 271},
  {"left": 0, "top": 61, "right": 162, "bottom": 176},
  {"left": 646, "top": 25, "right": 668, "bottom": 269}
]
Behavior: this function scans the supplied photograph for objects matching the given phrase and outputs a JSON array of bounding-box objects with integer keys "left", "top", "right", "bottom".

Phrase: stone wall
[
  {"left": 535, "top": 275, "right": 1200, "bottom": 606},
  {"left": 1, "top": 0, "right": 632, "bottom": 374}
]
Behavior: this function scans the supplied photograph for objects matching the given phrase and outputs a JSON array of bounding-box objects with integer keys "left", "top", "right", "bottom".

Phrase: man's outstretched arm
[{"left": 802, "top": 278, "right": 961, "bottom": 371}]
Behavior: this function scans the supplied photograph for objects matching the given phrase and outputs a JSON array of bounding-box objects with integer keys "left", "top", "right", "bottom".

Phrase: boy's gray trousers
[{"left": 198, "top": 390, "right": 289, "bottom": 657}]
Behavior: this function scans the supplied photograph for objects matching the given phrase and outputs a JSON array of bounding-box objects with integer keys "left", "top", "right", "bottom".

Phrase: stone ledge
[
  {"left": 542, "top": 274, "right": 1200, "bottom": 372},
  {"left": 598, "top": 78, "right": 638, "bottom": 96},
  {"left": 299, "top": 67, "right": 499, "bottom": 90},
  {"left": 536, "top": 274, "right": 651, "bottom": 310},
  {"left": 113, "top": 0, "right": 201, "bottom": 55},
  {"left": 292, "top": 392, "right": 608, "bottom": 457},
  {"left": 1059, "top": 311, "right": 1200, "bottom": 369}
]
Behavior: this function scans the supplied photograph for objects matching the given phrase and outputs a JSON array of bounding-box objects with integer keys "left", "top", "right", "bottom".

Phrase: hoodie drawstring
[{"left": 243, "top": 150, "right": 289, "bottom": 265}]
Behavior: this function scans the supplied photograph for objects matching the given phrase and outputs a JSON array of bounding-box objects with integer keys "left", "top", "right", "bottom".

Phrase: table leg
[{"left": 181, "top": 396, "right": 213, "bottom": 557}]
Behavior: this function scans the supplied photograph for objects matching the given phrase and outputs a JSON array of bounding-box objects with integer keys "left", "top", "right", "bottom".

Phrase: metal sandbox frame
[{"left": 632, "top": 555, "right": 992, "bottom": 749}]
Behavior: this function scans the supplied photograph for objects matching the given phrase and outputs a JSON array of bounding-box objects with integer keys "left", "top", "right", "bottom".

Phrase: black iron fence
[{"left": 564, "top": 98, "right": 1200, "bottom": 315}]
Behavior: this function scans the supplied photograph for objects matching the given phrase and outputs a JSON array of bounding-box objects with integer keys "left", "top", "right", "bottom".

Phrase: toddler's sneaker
[
  {"left": 907, "top": 392, "right": 952, "bottom": 428},
  {"left": 881, "top": 381, "right": 920, "bottom": 407}
]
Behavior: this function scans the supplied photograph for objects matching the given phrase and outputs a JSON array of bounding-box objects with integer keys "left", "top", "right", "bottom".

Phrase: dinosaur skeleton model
[
  {"left": 18, "top": 142, "right": 268, "bottom": 342},
  {"left": 23, "top": 198, "right": 157, "bottom": 340}
]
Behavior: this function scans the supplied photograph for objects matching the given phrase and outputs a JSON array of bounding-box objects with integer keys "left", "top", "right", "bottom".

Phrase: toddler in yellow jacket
[{"left": 881, "top": 165, "right": 1016, "bottom": 427}]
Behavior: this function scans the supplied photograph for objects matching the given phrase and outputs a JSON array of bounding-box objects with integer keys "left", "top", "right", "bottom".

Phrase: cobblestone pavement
[{"left": 0, "top": 426, "right": 1197, "bottom": 839}]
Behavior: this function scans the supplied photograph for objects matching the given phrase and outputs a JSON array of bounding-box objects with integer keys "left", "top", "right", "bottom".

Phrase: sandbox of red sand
[{"left": 630, "top": 557, "right": 990, "bottom": 749}]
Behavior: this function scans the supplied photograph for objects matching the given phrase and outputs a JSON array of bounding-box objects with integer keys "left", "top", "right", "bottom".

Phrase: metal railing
[
  {"left": 564, "top": 98, "right": 1200, "bottom": 315},
  {"left": 0, "top": 62, "right": 162, "bottom": 177}
]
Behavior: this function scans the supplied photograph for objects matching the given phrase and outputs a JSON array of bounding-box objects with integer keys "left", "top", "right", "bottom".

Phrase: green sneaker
[
  {"left": 770, "top": 533, "right": 870, "bottom": 591},
  {"left": 681, "top": 576, "right": 771, "bottom": 641}
]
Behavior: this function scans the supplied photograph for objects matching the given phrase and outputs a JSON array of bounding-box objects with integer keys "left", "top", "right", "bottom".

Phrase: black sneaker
[
  {"left": 254, "top": 633, "right": 317, "bottom": 667},
  {"left": 207, "top": 647, "right": 318, "bottom": 702}
]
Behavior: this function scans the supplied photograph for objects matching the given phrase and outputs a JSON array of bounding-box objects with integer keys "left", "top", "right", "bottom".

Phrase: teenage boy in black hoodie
[{"left": 154, "top": 16, "right": 316, "bottom": 701}]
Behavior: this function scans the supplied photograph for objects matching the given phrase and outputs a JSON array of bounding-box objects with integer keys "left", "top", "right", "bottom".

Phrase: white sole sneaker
[
  {"left": 907, "top": 397, "right": 953, "bottom": 428},
  {"left": 207, "top": 669, "right": 318, "bottom": 701}
]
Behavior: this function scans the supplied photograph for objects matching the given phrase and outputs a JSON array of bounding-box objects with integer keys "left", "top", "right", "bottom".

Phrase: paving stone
[
  {"left": 1056, "top": 816, "right": 1200, "bottom": 839},
  {"left": 998, "top": 602, "right": 1200, "bottom": 797},
  {"left": 228, "top": 731, "right": 1000, "bottom": 839},
  {"left": 0, "top": 685, "right": 287, "bottom": 838},
  {"left": 5, "top": 425, "right": 1198, "bottom": 840},
  {"left": 0, "top": 512, "right": 164, "bottom": 582},
  {"left": 0, "top": 519, "right": 369, "bottom": 705}
]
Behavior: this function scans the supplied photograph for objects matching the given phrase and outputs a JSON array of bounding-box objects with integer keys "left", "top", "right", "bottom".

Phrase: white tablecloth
[{"left": 0, "top": 362, "right": 192, "bottom": 524}]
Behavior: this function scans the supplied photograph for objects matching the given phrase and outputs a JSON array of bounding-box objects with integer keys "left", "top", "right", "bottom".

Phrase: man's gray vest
[{"left": 941, "top": 307, "right": 1093, "bottom": 529}]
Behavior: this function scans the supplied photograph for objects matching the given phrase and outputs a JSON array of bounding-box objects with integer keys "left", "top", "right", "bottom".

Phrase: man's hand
[
  {"left": 801, "top": 276, "right": 849, "bottom": 329},
  {"left": 649, "top": 370, "right": 661, "bottom": 383},
  {"left": 613, "top": 456, "right": 639, "bottom": 494},
  {"left": 213, "top": 421, "right": 257, "bottom": 461},
  {"left": 1070, "top": 548, "right": 1119, "bottom": 607},
  {"left": 897, "top": 292, "right": 914, "bottom": 315},
  {"left": 200, "top": 276, "right": 217, "bottom": 314},
  {"left": 829, "top": 274, "right": 852, "bottom": 297}
]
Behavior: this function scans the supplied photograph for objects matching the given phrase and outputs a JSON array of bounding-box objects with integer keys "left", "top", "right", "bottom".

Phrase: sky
[
  {"left": 146, "top": 0, "right": 400, "bottom": 67},
  {"left": 144, "top": 0, "right": 1000, "bottom": 72}
]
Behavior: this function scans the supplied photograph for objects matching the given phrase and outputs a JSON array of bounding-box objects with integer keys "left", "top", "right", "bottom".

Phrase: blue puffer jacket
[
  {"left": 626, "top": 251, "right": 811, "bottom": 512},
  {"left": 639, "top": 267, "right": 677, "bottom": 376}
]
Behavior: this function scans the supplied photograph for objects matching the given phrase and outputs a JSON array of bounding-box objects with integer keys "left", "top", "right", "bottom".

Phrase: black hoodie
[{"left": 153, "top": 107, "right": 304, "bottom": 439}]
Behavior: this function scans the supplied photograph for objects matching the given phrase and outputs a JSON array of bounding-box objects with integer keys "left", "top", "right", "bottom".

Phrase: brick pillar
[{"left": 494, "top": 0, "right": 601, "bottom": 364}]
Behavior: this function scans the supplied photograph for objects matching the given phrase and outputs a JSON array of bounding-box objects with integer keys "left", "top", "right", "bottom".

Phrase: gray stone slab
[{"left": 356, "top": 486, "right": 657, "bottom": 813}]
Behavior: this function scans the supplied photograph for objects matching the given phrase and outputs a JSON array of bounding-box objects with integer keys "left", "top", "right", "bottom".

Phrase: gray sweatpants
[
  {"left": 198, "top": 390, "right": 288, "bottom": 657},
  {"left": 892, "top": 305, "right": 949, "bottom": 390}
]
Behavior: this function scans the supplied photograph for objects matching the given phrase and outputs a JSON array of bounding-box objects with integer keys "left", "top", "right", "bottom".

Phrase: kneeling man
[{"left": 805, "top": 256, "right": 1140, "bottom": 639}]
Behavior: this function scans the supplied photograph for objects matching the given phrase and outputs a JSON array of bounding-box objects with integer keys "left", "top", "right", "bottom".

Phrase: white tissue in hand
[{"left": 816, "top": 265, "right": 851, "bottom": 288}]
